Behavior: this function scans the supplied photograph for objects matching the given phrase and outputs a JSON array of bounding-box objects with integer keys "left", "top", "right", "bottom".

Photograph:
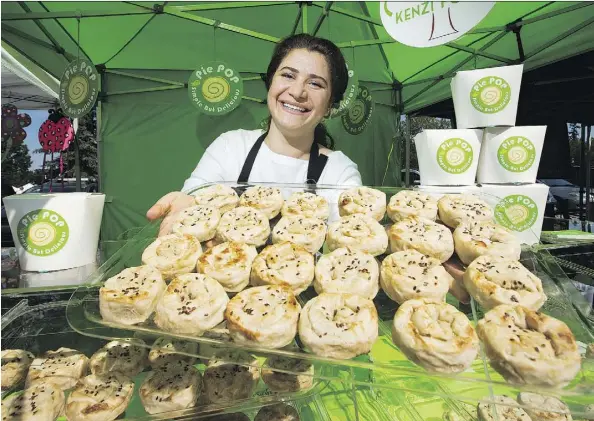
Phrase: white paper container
[
  {"left": 477, "top": 126, "right": 547, "bottom": 184},
  {"left": 478, "top": 183, "right": 549, "bottom": 245},
  {"left": 451, "top": 64, "right": 524, "bottom": 128},
  {"left": 3, "top": 193, "right": 105, "bottom": 272},
  {"left": 414, "top": 129, "right": 483, "bottom": 186}
]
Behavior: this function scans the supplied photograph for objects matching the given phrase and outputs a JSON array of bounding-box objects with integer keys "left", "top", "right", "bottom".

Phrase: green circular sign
[
  {"left": 329, "top": 61, "right": 359, "bottom": 119},
  {"left": 341, "top": 85, "right": 373, "bottom": 135},
  {"left": 470, "top": 76, "right": 511, "bottom": 114},
  {"left": 495, "top": 194, "right": 538, "bottom": 232},
  {"left": 497, "top": 136, "right": 536, "bottom": 173},
  {"left": 188, "top": 62, "right": 244, "bottom": 115},
  {"left": 59, "top": 59, "right": 99, "bottom": 118},
  {"left": 17, "top": 209, "right": 69, "bottom": 256},
  {"left": 436, "top": 137, "right": 474, "bottom": 174}
]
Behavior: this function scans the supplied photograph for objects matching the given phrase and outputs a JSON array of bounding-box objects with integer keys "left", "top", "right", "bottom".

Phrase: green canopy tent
[{"left": 2, "top": 1, "right": 593, "bottom": 242}]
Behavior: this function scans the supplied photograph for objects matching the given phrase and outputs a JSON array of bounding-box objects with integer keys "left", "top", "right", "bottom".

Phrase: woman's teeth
[{"left": 283, "top": 103, "right": 307, "bottom": 113}]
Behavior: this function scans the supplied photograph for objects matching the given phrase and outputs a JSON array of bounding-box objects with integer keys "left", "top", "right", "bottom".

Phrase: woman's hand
[{"left": 146, "top": 192, "right": 196, "bottom": 237}]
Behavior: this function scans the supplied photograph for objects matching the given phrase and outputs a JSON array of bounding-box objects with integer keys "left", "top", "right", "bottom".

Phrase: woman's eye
[
  {"left": 309, "top": 81, "right": 323, "bottom": 88},
  {"left": 281, "top": 73, "right": 294, "bottom": 79}
]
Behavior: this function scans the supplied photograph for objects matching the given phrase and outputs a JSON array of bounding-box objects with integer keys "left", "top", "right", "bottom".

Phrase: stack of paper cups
[
  {"left": 414, "top": 129, "right": 483, "bottom": 186},
  {"left": 451, "top": 64, "right": 523, "bottom": 129}
]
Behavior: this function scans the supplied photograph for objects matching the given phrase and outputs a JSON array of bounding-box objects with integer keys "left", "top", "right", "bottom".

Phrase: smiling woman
[{"left": 147, "top": 34, "right": 362, "bottom": 236}]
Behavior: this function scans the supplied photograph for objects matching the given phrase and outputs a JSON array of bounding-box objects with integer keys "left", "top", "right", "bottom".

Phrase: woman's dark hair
[{"left": 264, "top": 34, "right": 349, "bottom": 150}]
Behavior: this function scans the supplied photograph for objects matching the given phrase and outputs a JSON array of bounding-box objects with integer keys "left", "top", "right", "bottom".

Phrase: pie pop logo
[
  {"left": 436, "top": 137, "right": 473, "bottom": 174},
  {"left": 188, "top": 61, "right": 244, "bottom": 116},
  {"left": 17, "top": 209, "right": 69, "bottom": 256},
  {"left": 470, "top": 76, "right": 512, "bottom": 114}
]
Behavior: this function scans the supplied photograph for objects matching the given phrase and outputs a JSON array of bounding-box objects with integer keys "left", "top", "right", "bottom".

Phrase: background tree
[{"left": 1, "top": 139, "right": 32, "bottom": 187}]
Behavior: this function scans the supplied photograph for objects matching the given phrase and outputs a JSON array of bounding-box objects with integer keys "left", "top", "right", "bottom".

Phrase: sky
[{"left": 22, "top": 109, "right": 48, "bottom": 170}]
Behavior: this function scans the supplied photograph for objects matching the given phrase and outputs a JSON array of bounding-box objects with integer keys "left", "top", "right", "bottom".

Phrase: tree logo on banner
[
  {"left": 59, "top": 59, "right": 99, "bottom": 118},
  {"left": 470, "top": 76, "right": 512, "bottom": 114},
  {"left": 341, "top": 85, "right": 373, "bottom": 135},
  {"left": 436, "top": 137, "right": 473, "bottom": 174},
  {"left": 380, "top": 2, "right": 494, "bottom": 47},
  {"left": 494, "top": 194, "right": 538, "bottom": 232},
  {"left": 188, "top": 62, "right": 244, "bottom": 115},
  {"left": 329, "top": 61, "right": 359, "bottom": 118},
  {"left": 17, "top": 209, "right": 70, "bottom": 256},
  {"left": 498, "top": 136, "right": 536, "bottom": 173}
]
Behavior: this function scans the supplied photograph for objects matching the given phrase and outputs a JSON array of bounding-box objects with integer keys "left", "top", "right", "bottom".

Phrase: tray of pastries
[
  {"left": 65, "top": 182, "right": 594, "bottom": 404},
  {"left": 1, "top": 296, "right": 331, "bottom": 421}
]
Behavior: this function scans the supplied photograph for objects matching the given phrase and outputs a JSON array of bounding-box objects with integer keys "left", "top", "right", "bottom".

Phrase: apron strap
[
  {"left": 237, "top": 132, "right": 267, "bottom": 183},
  {"left": 237, "top": 132, "right": 328, "bottom": 185}
]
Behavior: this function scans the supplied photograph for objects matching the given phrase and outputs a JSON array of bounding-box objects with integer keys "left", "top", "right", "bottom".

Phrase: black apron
[{"left": 237, "top": 133, "right": 328, "bottom": 187}]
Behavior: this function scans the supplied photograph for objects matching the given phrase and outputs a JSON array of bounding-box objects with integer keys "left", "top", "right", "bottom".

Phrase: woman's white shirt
[{"left": 181, "top": 129, "right": 362, "bottom": 193}]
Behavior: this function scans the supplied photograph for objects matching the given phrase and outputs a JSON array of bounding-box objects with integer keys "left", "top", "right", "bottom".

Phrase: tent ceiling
[
  {"left": 2, "top": 1, "right": 593, "bottom": 112},
  {"left": 1, "top": 44, "right": 59, "bottom": 110}
]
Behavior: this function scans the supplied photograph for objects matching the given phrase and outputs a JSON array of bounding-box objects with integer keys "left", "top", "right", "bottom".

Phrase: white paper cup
[
  {"left": 477, "top": 126, "right": 547, "bottom": 184},
  {"left": 414, "top": 129, "right": 483, "bottom": 186},
  {"left": 451, "top": 64, "right": 524, "bottom": 128},
  {"left": 478, "top": 183, "right": 549, "bottom": 245},
  {"left": 3, "top": 193, "right": 105, "bottom": 272}
]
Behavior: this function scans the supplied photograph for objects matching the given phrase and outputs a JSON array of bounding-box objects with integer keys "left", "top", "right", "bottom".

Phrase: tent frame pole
[
  {"left": 105, "top": 70, "right": 185, "bottom": 86},
  {"left": 302, "top": 1, "right": 308, "bottom": 34},
  {"left": 290, "top": 3, "right": 303, "bottom": 36},
  {"left": 586, "top": 125, "right": 592, "bottom": 221},
  {"left": 2, "top": 24, "right": 75, "bottom": 61},
  {"left": 168, "top": 2, "right": 290, "bottom": 12},
  {"left": 312, "top": 2, "right": 333, "bottom": 36},
  {"left": 359, "top": 1, "right": 396, "bottom": 85},
  {"left": 404, "top": 113, "right": 411, "bottom": 187},
  {"left": 513, "top": 24, "right": 526, "bottom": 62},
  {"left": 311, "top": 3, "right": 381, "bottom": 26},
  {"left": 444, "top": 42, "right": 514, "bottom": 64},
  {"left": 97, "top": 70, "right": 105, "bottom": 193},
  {"left": 2, "top": 10, "right": 153, "bottom": 20},
  {"left": 524, "top": 15, "right": 594, "bottom": 61}
]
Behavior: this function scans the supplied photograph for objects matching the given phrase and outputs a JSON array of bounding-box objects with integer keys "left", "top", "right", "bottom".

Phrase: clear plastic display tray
[
  {"left": 0, "top": 294, "right": 332, "bottom": 421},
  {"left": 66, "top": 182, "right": 594, "bottom": 408}
]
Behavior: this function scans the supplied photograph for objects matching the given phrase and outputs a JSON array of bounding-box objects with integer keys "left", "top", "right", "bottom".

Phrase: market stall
[{"left": 2, "top": 3, "right": 594, "bottom": 421}]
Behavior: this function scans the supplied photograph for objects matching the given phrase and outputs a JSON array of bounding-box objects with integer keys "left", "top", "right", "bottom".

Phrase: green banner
[
  {"left": 59, "top": 59, "right": 99, "bottom": 118},
  {"left": 188, "top": 61, "right": 244, "bottom": 115}
]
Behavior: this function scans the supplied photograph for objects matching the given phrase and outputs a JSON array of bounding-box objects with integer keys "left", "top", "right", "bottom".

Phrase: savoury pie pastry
[
  {"left": 170, "top": 205, "right": 221, "bottom": 242},
  {"left": 225, "top": 285, "right": 301, "bottom": 349},
  {"left": 1, "top": 349, "right": 34, "bottom": 390},
  {"left": 338, "top": 187, "right": 386, "bottom": 221},
  {"left": 477, "top": 395, "right": 532, "bottom": 421},
  {"left": 250, "top": 242, "right": 315, "bottom": 294},
  {"left": 391, "top": 298, "right": 479, "bottom": 373},
  {"left": 99, "top": 265, "right": 166, "bottom": 326},
  {"left": 477, "top": 305, "right": 581, "bottom": 387},
  {"left": 454, "top": 221, "right": 521, "bottom": 265},
  {"left": 281, "top": 191, "right": 330, "bottom": 220},
  {"left": 380, "top": 250, "right": 453, "bottom": 304},
  {"left": 197, "top": 241, "right": 257, "bottom": 292},
  {"left": 255, "top": 404, "right": 300, "bottom": 421},
  {"left": 65, "top": 372, "right": 134, "bottom": 421},
  {"left": 139, "top": 360, "right": 202, "bottom": 414},
  {"left": 387, "top": 190, "right": 438, "bottom": 222},
  {"left": 388, "top": 216, "right": 454, "bottom": 263},
  {"left": 215, "top": 206, "right": 271, "bottom": 247},
  {"left": 148, "top": 337, "right": 198, "bottom": 368},
  {"left": 239, "top": 186, "right": 284, "bottom": 219},
  {"left": 26, "top": 347, "right": 89, "bottom": 391},
  {"left": 517, "top": 392, "right": 572, "bottom": 421},
  {"left": 262, "top": 356, "right": 314, "bottom": 393},
  {"left": 272, "top": 215, "right": 327, "bottom": 254},
  {"left": 141, "top": 234, "right": 202, "bottom": 280},
  {"left": 463, "top": 255, "right": 547, "bottom": 311},
  {"left": 438, "top": 194, "right": 494, "bottom": 229},
  {"left": 314, "top": 247, "right": 379, "bottom": 299},
  {"left": 2, "top": 381, "right": 64, "bottom": 421},
  {"left": 326, "top": 214, "right": 388, "bottom": 257},
  {"left": 299, "top": 293, "right": 378, "bottom": 359},
  {"left": 202, "top": 350, "right": 260, "bottom": 404},
  {"left": 154, "top": 273, "right": 229, "bottom": 336},
  {"left": 90, "top": 339, "right": 147, "bottom": 378},
  {"left": 192, "top": 184, "right": 239, "bottom": 214}
]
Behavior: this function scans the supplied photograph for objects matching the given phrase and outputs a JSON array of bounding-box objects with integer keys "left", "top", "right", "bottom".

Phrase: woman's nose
[{"left": 288, "top": 79, "right": 307, "bottom": 100}]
